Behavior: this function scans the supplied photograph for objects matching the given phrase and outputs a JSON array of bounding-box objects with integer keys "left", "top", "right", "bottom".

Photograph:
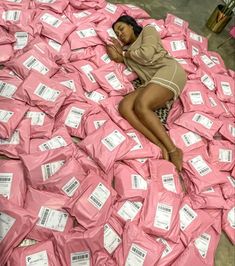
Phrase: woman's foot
[{"left": 168, "top": 147, "right": 183, "bottom": 172}]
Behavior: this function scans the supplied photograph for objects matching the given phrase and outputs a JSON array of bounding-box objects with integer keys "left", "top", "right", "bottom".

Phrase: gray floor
[{"left": 108, "top": 0, "right": 235, "bottom": 265}]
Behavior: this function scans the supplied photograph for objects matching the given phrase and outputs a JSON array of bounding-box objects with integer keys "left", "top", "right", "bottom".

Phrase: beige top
[{"left": 123, "top": 25, "right": 177, "bottom": 85}]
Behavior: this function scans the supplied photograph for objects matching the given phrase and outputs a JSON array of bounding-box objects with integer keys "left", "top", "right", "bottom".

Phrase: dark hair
[{"left": 112, "top": 15, "right": 143, "bottom": 37}]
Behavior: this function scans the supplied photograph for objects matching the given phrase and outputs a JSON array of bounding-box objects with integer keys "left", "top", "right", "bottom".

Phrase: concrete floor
[{"left": 108, "top": 0, "right": 235, "bottom": 265}]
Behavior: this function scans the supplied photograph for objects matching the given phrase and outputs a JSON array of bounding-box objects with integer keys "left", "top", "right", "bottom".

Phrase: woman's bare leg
[{"left": 119, "top": 90, "right": 169, "bottom": 160}]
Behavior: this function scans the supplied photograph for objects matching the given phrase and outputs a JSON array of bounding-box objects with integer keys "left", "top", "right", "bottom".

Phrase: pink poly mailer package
[
  {"left": 0, "top": 118, "right": 30, "bottom": 159},
  {"left": 219, "top": 121, "right": 235, "bottom": 144},
  {"left": 32, "top": 0, "right": 69, "bottom": 14},
  {"left": 117, "top": 222, "right": 165, "bottom": 266},
  {"left": 29, "top": 126, "right": 74, "bottom": 154},
  {"left": 78, "top": 120, "right": 135, "bottom": 172},
  {"left": 119, "top": 3, "right": 151, "bottom": 19},
  {"left": 214, "top": 73, "right": 235, "bottom": 104},
  {"left": 24, "top": 187, "right": 74, "bottom": 241},
  {"left": 7, "top": 240, "right": 59, "bottom": 266},
  {"left": 174, "top": 111, "right": 223, "bottom": 140},
  {"left": 53, "top": 225, "right": 104, "bottom": 266},
  {"left": 140, "top": 18, "right": 167, "bottom": 38},
  {"left": 95, "top": 22, "right": 119, "bottom": 46},
  {"left": 140, "top": 181, "right": 182, "bottom": 243},
  {"left": 114, "top": 162, "right": 148, "bottom": 201},
  {"left": 0, "top": 98, "right": 28, "bottom": 139},
  {"left": 221, "top": 174, "right": 235, "bottom": 199},
  {"left": 162, "top": 36, "right": 190, "bottom": 59},
  {"left": 222, "top": 198, "right": 235, "bottom": 244},
  {"left": 165, "top": 13, "right": 189, "bottom": 36},
  {"left": 0, "top": 196, "right": 37, "bottom": 265},
  {"left": 5, "top": 48, "right": 59, "bottom": 79},
  {"left": 208, "top": 51, "right": 227, "bottom": 74},
  {"left": 189, "top": 68, "right": 216, "bottom": 91},
  {"left": 0, "top": 70, "right": 22, "bottom": 99},
  {"left": 179, "top": 196, "right": 214, "bottom": 246},
  {"left": 123, "top": 157, "right": 151, "bottom": 178},
  {"left": 25, "top": 106, "right": 54, "bottom": 139},
  {"left": 149, "top": 159, "right": 183, "bottom": 194},
  {"left": 13, "top": 70, "right": 68, "bottom": 118},
  {"left": 0, "top": 26, "right": 15, "bottom": 45},
  {"left": 20, "top": 145, "right": 74, "bottom": 188},
  {"left": 64, "top": 173, "right": 117, "bottom": 229},
  {"left": 186, "top": 29, "right": 208, "bottom": 51},
  {"left": 82, "top": 87, "right": 108, "bottom": 105},
  {"left": 90, "top": 44, "right": 113, "bottom": 67},
  {"left": 206, "top": 91, "right": 230, "bottom": 118},
  {"left": 37, "top": 157, "right": 86, "bottom": 198},
  {"left": 100, "top": 2, "right": 124, "bottom": 21},
  {"left": 0, "top": 159, "right": 26, "bottom": 207}
]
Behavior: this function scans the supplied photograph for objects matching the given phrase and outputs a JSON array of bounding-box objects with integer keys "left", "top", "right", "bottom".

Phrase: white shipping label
[
  {"left": 81, "top": 65, "right": 96, "bottom": 83},
  {"left": 6, "top": 0, "right": 22, "bottom": 2},
  {"left": 192, "top": 46, "right": 199, "bottom": 56},
  {"left": 180, "top": 204, "right": 197, "bottom": 230},
  {"left": 88, "top": 183, "right": 110, "bottom": 210},
  {"left": 37, "top": 206, "right": 68, "bottom": 231},
  {"left": 39, "top": 136, "right": 67, "bottom": 151},
  {"left": 0, "top": 212, "right": 16, "bottom": 242},
  {"left": 229, "top": 125, "right": 235, "bottom": 137},
  {"left": 25, "top": 250, "right": 49, "bottom": 266},
  {"left": 125, "top": 243, "right": 147, "bottom": 266},
  {"left": 174, "top": 17, "right": 184, "bottom": 26},
  {"left": 48, "top": 39, "right": 61, "bottom": 52},
  {"left": 23, "top": 56, "right": 49, "bottom": 74},
  {"left": 40, "top": 13, "right": 62, "bottom": 28},
  {"left": 105, "top": 3, "right": 117, "bottom": 13},
  {"left": 181, "top": 131, "right": 202, "bottom": 147},
  {"left": 0, "top": 109, "right": 14, "bottom": 123},
  {"left": 189, "top": 91, "right": 204, "bottom": 105},
  {"left": 0, "top": 81, "right": 17, "bottom": 98},
  {"left": 227, "top": 176, "right": 235, "bottom": 187},
  {"left": 127, "top": 132, "right": 143, "bottom": 151},
  {"left": 60, "top": 80, "right": 76, "bottom": 92},
  {"left": 228, "top": 207, "right": 235, "bottom": 228},
  {"left": 0, "top": 131, "right": 20, "bottom": 145},
  {"left": 85, "top": 91, "right": 105, "bottom": 103},
  {"left": 41, "top": 160, "right": 64, "bottom": 181},
  {"left": 101, "top": 53, "right": 111, "bottom": 63},
  {"left": 208, "top": 97, "right": 217, "bottom": 107},
  {"left": 194, "top": 233, "right": 211, "bottom": 258},
  {"left": 190, "top": 32, "right": 203, "bottom": 42},
  {"left": 162, "top": 174, "right": 176, "bottom": 193},
  {"left": 0, "top": 173, "right": 13, "bottom": 199},
  {"left": 136, "top": 158, "right": 147, "bottom": 163},
  {"left": 201, "top": 74, "right": 215, "bottom": 90},
  {"left": 102, "top": 130, "right": 126, "bottom": 151},
  {"left": 170, "top": 40, "right": 186, "bottom": 51},
  {"left": 157, "top": 238, "right": 172, "bottom": 258},
  {"left": 71, "top": 251, "right": 90, "bottom": 266},
  {"left": 219, "top": 149, "right": 232, "bottom": 163},
  {"left": 73, "top": 11, "right": 91, "bottom": 19},
  {"left": 62, "top": 177, "right": 80, "bottom": 197},
  {"left": 34, "top": 83, "right": 60, "bottom": 102},
  {"left": 117, "top": 201, "right": 142, "bottom": 221},
  {"left": 189, "top": 155, "right": 212, "bottom": 176},
  {"left": 201, "top": 55, "right": 216, "bottom": 68},
  {"left": 2, "top": 10, "right": 21, "bottom": 21},
  {"left": 131, "top": 174, "right": 147, "bottom": 190},
  {"left": 192, "top": 113, "right": 213, "bottom": 129},
  {"left": 65, "top": 107, "right": 85, "bottom": 129},
  {"left": 14, "top": 32, "right": 28, "bottom": 50},
  {"left": 104, "top": 224, "right": 121, "bottom": 254},
  {"left": 94, "top": 120, "right": 106, "bottom": 129},
  {"left": 221, "top": 81, "right": 232, "bottom": 96},
  {"left": 26, "top": 111, "right": 45, "bottom": 126},
  {"left": 154, "top": 203, "right": 173, "bottom": 231},
  {"left": 36, "top": 0, "right": 55, "bottom": 3},
  {"left": 105, "top": 72, "right": 123, "bottom": 90},
  {"left": 210, "top": 56, "right": 220, "bottom": 64},
  {"left": 77, "top": 28, "right": 97, "bottom": 38}
]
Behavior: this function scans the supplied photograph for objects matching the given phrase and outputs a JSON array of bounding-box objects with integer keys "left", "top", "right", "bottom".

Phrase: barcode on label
[
  {"left": 170, "top": 40, "right": 186, "bottom": 51},
  {"left": 101, "top": 130, "right": 126, "bottom": 151},
  {"left": 174, "top": 17, "right": 184, "bottom": 26},
  {"left": 157, "top": 238, "right": 172, "bottom": 258},
  {"left": 192, "top": 113, "right": 213, "bottom": 129},
  {"left": 39, "top": 136, "right": 67, "bottom": 151},
  {"left": 72, "top": 253, "right": 89, "bottom": 261},
  {"left": 40, "top": 13, "right": 62, "bottom": 28},
  {"left": 194, "top": 233, "right": 211, "bottom": 258},
  {"left": 40, "top": 208, "right": 50, "bottom": 225},
  {"left": 154, "top": 203, "right": 173, "bottom": 230},
  {"left": 2, "top": 10, "right": 21, "bottom": 21},
  {"left": 189, "top": 155, "right": 212, "bottom": 176},
  {"left": 62, "top": 178, "right": 79, "bottom": 197},
  {"left": 77, "top": 28, "right": 97, "bottom": 38},
  {"left": 0, "top": 131, "right": 20, "bottom": 145},
  {"left": 23, "top": 56, "right": 49, "bottom": 74},
  {"left": 65, "top": 106, "right": 85, "bottom": 129},
  {"left": 201, "top": 74, "right": 215, "bottom": 90},
  {"left": 132, "top": 245, "right": 146, "bottom": 258},
  {"left": 88, "top": 183, "right": 110, "bottom": 210},
  {"left": 41, "top": 160, "right": 64, "bottom": 180},
  {"left": 182, "top": 131, "right": 202, "bottom": 147},
  {"left": 105, "top": 3, "right": 117, "bottom": 13},
  {"left": 229, "top": 125, "right": 235, "bottom": 137},
  {"left": 221, "top": 81, "right": 232, "bottom": 96},
  {"left": 219, "top": 149, "right": 232, "bottom": 163},
  {"left": 0, "top": 110, "right": 14, "bottom": 123},
  {"left": 131, "top": 174, "right": 147, "bottom": 190},
  {"left": 162, "top": 174, "right": 176, "bottom": 192},
  {"left": 180, "top": 204, "right": 197, "bottom": 230},
  {"left": 81, "top": 65, "right": 96, "bottom": 83},
  {"left": 34, "top": 83, "right": 60, "bottom": 102},
  {"left": 71, "top": 251, "right": 90, "bottom": 266},
  {"left": 190, "top": 32, "right": 203, "bottom": 42},
  {"left": 0, "top": 81, "right": 17, "bottom": 98},
  {"left": 105, "top": 72, "right": 123, "bottom": 90},
  {"left": 201, "top": 55, "right": 216, "bottom": 68},
  {"left": 189, "top": 91, "right": 204, "bottom": 105}
]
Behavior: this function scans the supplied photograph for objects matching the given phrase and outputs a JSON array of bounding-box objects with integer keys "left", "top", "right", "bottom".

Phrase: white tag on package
[
  {"left": 39, "top": 136, "right": 67, "bottom": 151},
  {"left": 125, "top": 243, "right": 147, "bottom": 266},
  {"left": 0, "top": 81, "right": 17, "bottom": 98},
  {"left": 23, "top": 56, "right": 49, "bottom": 75},
  {"left": 40, "top": 13, "right": 62, "bottom": 28},
  {"left": 180, "top": 204, "right": 197, "bottom": 230},
  {"left": 41, "top": 160, "right": 64, "bottom": 181},
  {"left": 104, "top": 223, "right": 121, "bottom": 254},
  {"left": 88, "top": 183, "right": 110, "bottom": 210},
  {"left": 65, "top": 107, "right": 85, "bottom": 129},
  {"left": 117, "top": 201, "right": 142, "bottom": 221},
  {"left": 0, "top": 110, "right": 14, "bottom": 123},
  {"left": 189, "top": 155, "right": 212, "bottom": 176},
  {"left": 102, "top": 130, "right": 126, "bottom": 151},
  {"left": 34, "top": 83, "right": 60, "bottom": 102},
  {"left": 154, "top": 203, "right": 173, "bottom": 231},
  {"left": 131, "top": 174, "right": 147, "bottom": 190},
  {"left": 0, "top": 212, "right": 16, "bottom": 242},
  {"left": 0, "top": 173, "right": 13, "bottom": 199},
  {"left": 25, "top": 250, "right": 49, "bottom": 266},
  {"left": 194, "top": 233, "right": 211, "bottom": 258},
  {"left": 71, "top": 251, "right": 90, "bottom": 266},
  {"left": 26, "top": 111, "right": 45, "bottom": 126}
]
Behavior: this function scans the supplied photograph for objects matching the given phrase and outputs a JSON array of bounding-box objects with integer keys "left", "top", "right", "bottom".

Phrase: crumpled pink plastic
[
  {"left": 123, "top": 158, "right": 151, "bottom": 178},
  {"left": 70, "top": 0, "right": 106, "bottom": 10},
  {"left": 90, "top": 44, "right": 113, "bottom": 67},
  {"left": 165, "top": 13, "right": 189, "bottom": 36},
  {"left": 219, "top": 120, "right": 235, "bottom": 144},
  {"left": 186, "top": 28, "right": 208, "bottom": 51},
  {"left": 0, "top": 44, "right": 13, "bottom": 63},
  {"left": 221, "top": 174, "right": 235, "bottom": 199},
  {"left": 119, "top": 3, "right": 151, "bottom": 19},
  {"left": 214, "top": 73, "right": 235, "bottom": 104},
  {"left": 222, "top": 198, "right": 235, "bottom": 244},
  {"left": 31, "top": 0, "right": 69, "bottom": 14}
]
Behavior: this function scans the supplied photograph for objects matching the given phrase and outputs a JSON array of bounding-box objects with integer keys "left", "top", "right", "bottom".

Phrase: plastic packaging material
[
  {"left": 52, "top": 225, "right": 104, "bottom": 266},
  {"left": 55, "top": 101, "right": 91, "bottom": 139},
  {"left": 7, "top": 240, "right": 59, "bottom": 266},
  {"left": 219, "top": 121, "right": 235, "bottom": 144},
  {"left": 1, "top": 0, "right": 31, "bottom": 9},
  {"left": 68, "top": 22, "right": 103, "bottom": 50},
  {"left": 123, "top": 157, "right": 150, "bottom": 178},
  {"left": 0, "top": 159, "right": 26, "bottom": 207},
  {"left": 206, "top": 91, "right": 230, "bottom": 118},
  {"left": 117, "top": 62, "right": 139, "bottom": 82},
  {"left": 78, "top": 120, "right": 135, "bottom": 172},
  {"left": 0, "top": 196, "right": 37, "bottom": 265},
  {"left": 95, "top": 21, "right": 119, "bottom": 46},
  {"left": 24, "top": 186, "right": 74, "bottom": 241},
  {"left": 208, "top": 51, "right": 227, "bottom": 74},
  {"left": 115, "top": 222, "right": 165, "bottom": 266},
  {"left": 0, "top": 118, "right": 30, "bottom": 159},
  {"left": 0, "top": 44, "right": 13, "bottom": 63},
  {"left": 14, "top": 71, "right": 68, "bottom": 117},
  {"left": 221, "top": 174, "right": 235, "bottom": 199},
  {"left": 149, "top": 159, "right": 183, "bottom": 194},
  {"left": 0, "top": 71, "right": 22, "bottom": 99},
  {"left": 189, "top": 68, "right": 216, "bottom": 92},
  {"left": 64, "top": 173, "right": 117, "bottom": 229},
  {"left": 69, "top": 0, "right": 106, "bottom": 10},
  {"left": 165, "top": 98, "right": 184, "bottom": 130},
  {"left": 186, "top": 29, "right": 208, "bottom": 51},
  {"left": 174, "top": 111, "right": 223, "bottom": 140},
  {"left": 90, "top": 44, "right": 113, "bottom": 67},
  {"left": 208, "top": 140, "right": 235, "bottom": 172},
  {"left": 64, "top": 7, "right": 97, "bottom": 25},
  {"left": 165, "top": 13, "right": 189, "bottom": 36},
  {"left": 114, "top": 162, "right": 148, "bottom": 200},
  {"left": 100, "top": 2, "right": 124, "bottom": 21},
  {"left": 118, "top": 3, "right": 151, "bottom": 19},
  {"left": 31, "top": 0, "right": 69, "bottom": 14},
  {"left": 214, "top": 73, "right": 235, "bottom": 104},
  {"left": 0, "top": 98, "right": 28, "bottom": 139},
  {"left": 162, "top": 36, "right": 190, "bottom": 59},
  {"left": 20, "top": 145, "right": 74, "bottom": 188},
  {"left": 140, "top": 18, "right": 167, "bottom": 38},
  {"left": 179, "top": 196, "right": 214, "bottom": 246},
  {"left": 222, "top": 198, "right": 235, "bottom": 244},
  {"left": 140, "top": 181, "right": 182, "bottom": 242},
  {"left": 175, "top": 57, "right": 197, "bottom": 74}
]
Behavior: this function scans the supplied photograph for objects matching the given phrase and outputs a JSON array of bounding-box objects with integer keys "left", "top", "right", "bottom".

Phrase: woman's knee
[
  {"left": 133, "top": 97, "right": 149, "bottom": 118},
  {"left": 118, "top": 97, "right": 132, "bottom": 118}
]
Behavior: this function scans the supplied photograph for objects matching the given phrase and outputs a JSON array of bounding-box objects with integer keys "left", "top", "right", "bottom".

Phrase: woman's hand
[
  {"left": 106, "top": 44, "right": 124, "bottom": 63},
  {"left": 108, "top": 37, "right": 123, "bottom": 55}
]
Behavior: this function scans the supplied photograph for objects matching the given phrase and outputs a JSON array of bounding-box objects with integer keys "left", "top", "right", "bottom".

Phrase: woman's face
[{"left": 113, "top": 22, "right": 136, "bottom": 45}]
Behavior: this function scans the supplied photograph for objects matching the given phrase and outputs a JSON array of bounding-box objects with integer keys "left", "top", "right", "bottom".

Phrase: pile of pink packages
[{"left": 0, "top": 0, "right": 234, "bottom": 265}]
